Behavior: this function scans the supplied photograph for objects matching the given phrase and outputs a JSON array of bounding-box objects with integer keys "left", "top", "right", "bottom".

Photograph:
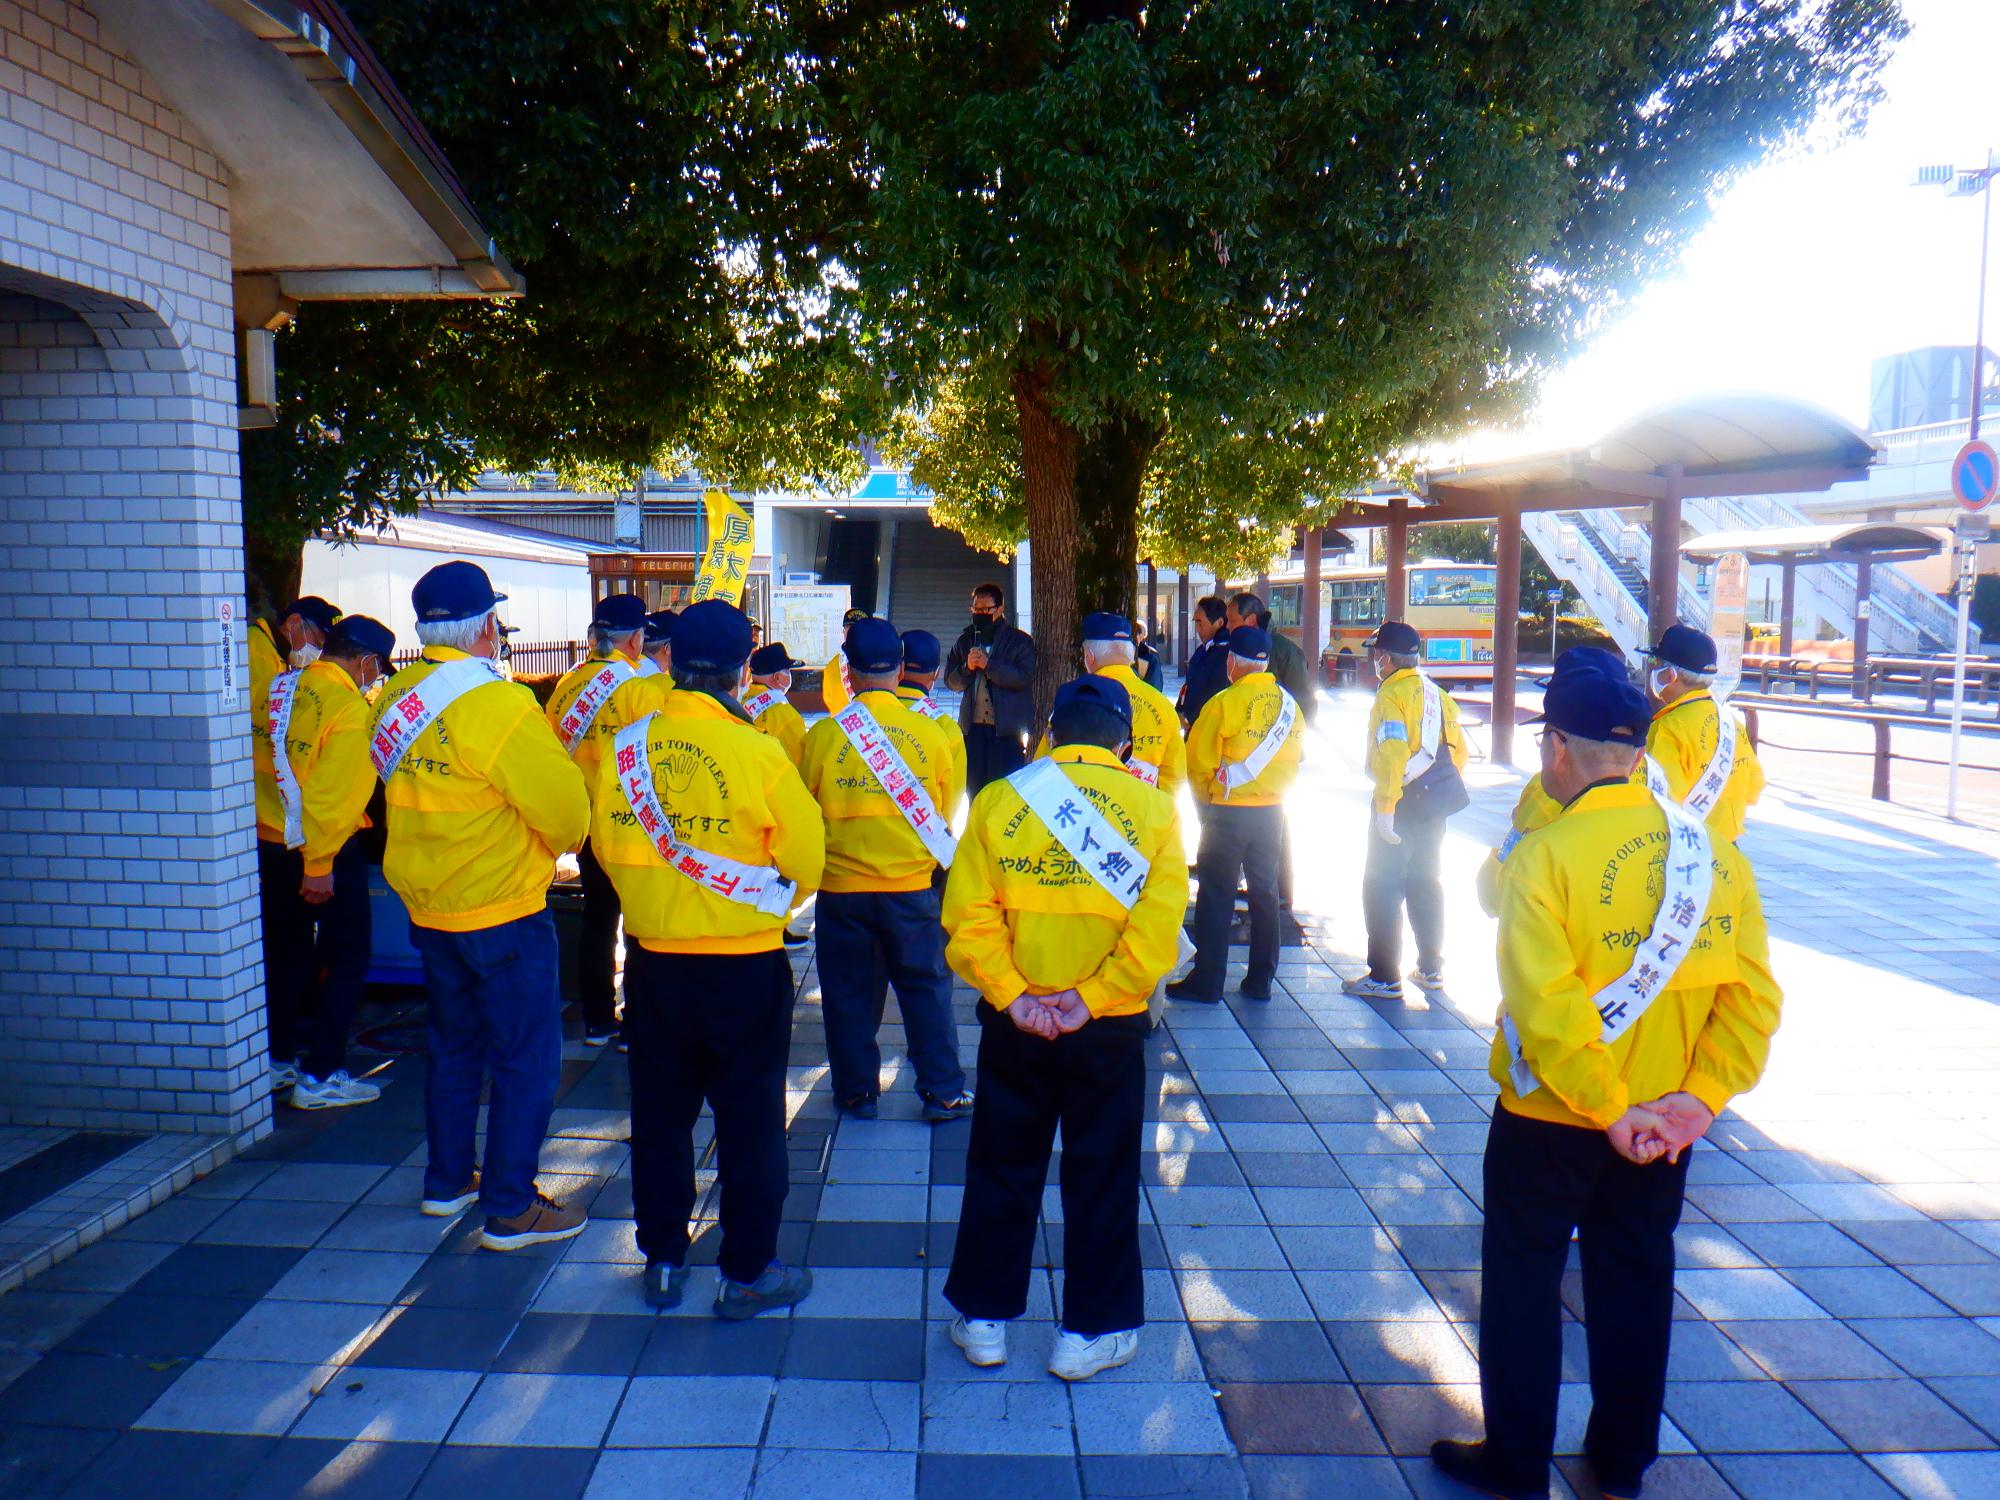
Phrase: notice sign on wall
[
  {"left": 218, "top": 599, "right": 239, "bottom": 709},
  {"left": 1710, "top": 551, "right": 1747, "bottom": 701}
]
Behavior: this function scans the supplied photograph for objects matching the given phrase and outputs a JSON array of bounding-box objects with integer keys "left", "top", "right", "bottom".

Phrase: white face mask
[
  {"left": 290, "top": 644, "right": 321, "bottom": 668},
  {"left": 1648, "top": 666, "right": 1674, "bottom": 700}
]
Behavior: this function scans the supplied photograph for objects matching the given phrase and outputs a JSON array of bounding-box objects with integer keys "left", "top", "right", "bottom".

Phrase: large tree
[
  {"left": 243, "top": 0, "right": 878, "bottom": 613},
  {"left": 832, "top": 0, "right": 1904, "bottom": 705}
]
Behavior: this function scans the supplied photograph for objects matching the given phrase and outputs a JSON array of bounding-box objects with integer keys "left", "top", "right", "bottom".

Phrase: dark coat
[
  {"left": 1176, "top": 636, "right": 1231, "bottom": 725},
  {"left": 1267, "top": 630, "right": 1317, "bottom": 722},
  {"left": 945, "top": 618, "right": 1038, "bottom": 747}
]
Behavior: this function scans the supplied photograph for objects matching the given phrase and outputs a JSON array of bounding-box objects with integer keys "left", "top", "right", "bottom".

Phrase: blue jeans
[
  {"left": 410, "top": 911, "right": 562, "bottom": 1219},
  {"left": 817, "top": 888, "right": 965, "bottom": 1103}
]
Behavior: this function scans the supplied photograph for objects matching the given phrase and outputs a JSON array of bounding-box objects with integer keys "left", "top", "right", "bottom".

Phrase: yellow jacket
[
  {"left": 375, "top": 648, "right": 590, "bottom": 931},
  {"left": 895, "top": 683, "right": 967, "bottom": 815},
  {"left": 1491, "top": 779, "right": 1782, "bottom": 1131},
  {"left": 254, "top": 660, "right": 375, "bottom": 875},
  {"left": 1033, "top": 663, "right": 1187, "bottom": 797},
  {"left": 1475, "top": 774, "right": 1564, "bottom": 917},
  {"left": 546, "top": 649, "right": 645, "bottom": 810},
  {"left": 1646, "top": 688, "right": 1765, "bottom": 841},
  {"left": 592, "top": 689, "right": 824, "bottom": 955},
  {"left": 747, "top": 685, "right": 809, "bottom": 768},
  {"left": 800, "top": 690, "right": 955, "bottom": 892},
  {"left": 249, "top": 617, "right": 284, "bottom": 779},
  {"left": 1186, "top": 671, "right": 1304, "bottom": 807},
  {"left": 943, "top": 745, "right": 1189, "bottom": 1018},
  {"left": 1365, "top": 667, "right": 1468, "bottom": 815}
]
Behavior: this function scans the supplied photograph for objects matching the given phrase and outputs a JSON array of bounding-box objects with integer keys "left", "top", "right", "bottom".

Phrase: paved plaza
[{"left": 1, "top": 694, "right": 1998, "bottom": 1499}]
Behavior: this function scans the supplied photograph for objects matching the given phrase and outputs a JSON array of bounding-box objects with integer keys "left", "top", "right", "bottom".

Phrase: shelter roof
[{"left": 1680, "top": 521, "right": 1946, "bottom": 565}]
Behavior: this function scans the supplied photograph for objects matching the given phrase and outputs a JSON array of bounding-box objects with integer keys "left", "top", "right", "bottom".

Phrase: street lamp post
[{"left": 1916, "top": 152, "right": 1996, "bottom": 821}]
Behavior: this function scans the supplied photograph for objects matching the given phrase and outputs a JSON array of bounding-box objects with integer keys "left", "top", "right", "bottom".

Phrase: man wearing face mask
[
  {"left": 374, "top": 561, "right": 591, "bottom": 1252},
  {"left": 256, "top": 614, "right": 395, "bottom": 1107},
  {"left": 1638, "top": 625, "right": 1765, "bottom": 843},
  {"left": 946, "top": 583, "right": 1038, "bottom": 798},
  {"left": 251, "top": 597, "right": 339, "bottom": 822},
  {"left": 744, "top": 641, "right": 810, "bottom": 767}
]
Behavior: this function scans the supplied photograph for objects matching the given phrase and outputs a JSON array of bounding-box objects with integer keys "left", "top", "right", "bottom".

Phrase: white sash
[
  {"left": 1504, "top": 756, "right": 1715, "bottom": 1097},
  {"left": 637, "top": 658, "right": 663, "bottom": 679},
  {"left": 1126, "top": 758, "right": 1161, "bottom": 786},
  {"left": 1218, "top": 687, "right": 1299, "bottom": 797},
  {"left": 1402, "top": 678, "right": 1446, "bottom": 783},
  {"left": 371, "top": 657, "right": 507, "bottom": 781},
  {"left": 268, "top": 668, "right": 306, "bottom": 849},
  {"left": 611, "top": 715, "right": 797, "bottom": 916},
  {"left": 1011, "top": 758, "right": 1151, "bottom": 908},
  {"left": 556, "top": 658, "right": 636, "bottom": 756},
  {"left": 1683, "top": 701, "right": 1739, "bottom": 821},
  {"left": 833, "top": 699, "right": 958, "bottom": 866},
  {"left": 903, "top": 692, "right": 947, "bottom": 722},
  {"left": 742, "top": 686, "right": 784, "bottom": 721}
]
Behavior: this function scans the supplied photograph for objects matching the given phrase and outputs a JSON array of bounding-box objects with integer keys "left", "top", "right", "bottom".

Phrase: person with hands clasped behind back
[
  {"left": 1431, "top": 667, "right": 1782, "bottom": 1500},
  {"left": 941, "top": 675, "right": 1188, "bottom": 1382}
]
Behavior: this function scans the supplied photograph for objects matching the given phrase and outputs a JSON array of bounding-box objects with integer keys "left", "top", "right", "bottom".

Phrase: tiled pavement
[{"left": 2, "top": 696, "right": 2000, "bottom": 1499}]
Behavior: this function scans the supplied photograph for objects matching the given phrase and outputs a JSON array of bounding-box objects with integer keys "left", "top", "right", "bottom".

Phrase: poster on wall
[
  {"left": 772, "top": 584, "right": 852, "bottom": 665},
  {"left": 217, "top": 599, "right": 238, "bottom": 709},
  {"left": 1710, "top": 551, "right": 1748, "bottom": 701}
]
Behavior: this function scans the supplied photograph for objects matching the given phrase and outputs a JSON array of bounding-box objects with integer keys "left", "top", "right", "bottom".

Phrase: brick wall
[{"left": 0, "top": 0, "right": 267, "bottom": 1139}]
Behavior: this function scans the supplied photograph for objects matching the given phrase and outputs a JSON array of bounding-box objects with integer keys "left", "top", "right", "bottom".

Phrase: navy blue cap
[
  {"left": 1053, "top": 673, "right": 1132, "bottom": 725},
  {"left": 844, "top": 617, "right": 904, "bottom": 674},
  {"left": 1081, "top": 611, "right": 1133, "bottom": 643},
  {"left": 750, "top": 642, "right": 806, "bottom": 675},
  {"left": 326, "top": 614, "right": 394, "bottom": 663},
  {"left": 593, "top": 593, "right": 648, "bottom": 631},
  {"left": 1641, "top": 623, "right": 1718, "bottom": 675},
  {"left": 900, "top": 630, "right": 942, "bottom": 673},
  {"left": 412, "top": 561, "right": 507, "bottom": 623},
  {"left": 671, "top": 600, "right": 753, "bottom": 674},
  {"left": 643, "top": 609, "right": 677, "bottom": 645},
  {"left": 284, "top": 596, "right": 339, "bottom": 633},
  {"left": 1533, "top": 671, "right": 1650, "bottom": 744},
  {"left": 1363, "top": 620, "right": 1421, "bottom": 654},
  {"left": 1227, "top": 625, "right": 1271, "bottom": 662},
  {"left": 842, "top": 607, "right": 870, "bottom": 626},
  {"left": 1553, "top": 645, "right": 1628, "bottom": 680}
]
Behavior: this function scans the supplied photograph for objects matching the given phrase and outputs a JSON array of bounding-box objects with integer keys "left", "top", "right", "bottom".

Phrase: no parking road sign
[{"left": 1952, "top": 439, "right": 1999, "bottom": 512}]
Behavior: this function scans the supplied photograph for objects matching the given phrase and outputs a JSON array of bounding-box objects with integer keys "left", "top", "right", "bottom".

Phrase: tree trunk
[
  {"left": 1073, "top": 410, "right": 1159, "bottom": 630},
  {"left": 1012, "top": 359, "right": 1081, "bottom": 724},
  {"left": 243, "top": 524, "right": 304, "bottom": 625}
]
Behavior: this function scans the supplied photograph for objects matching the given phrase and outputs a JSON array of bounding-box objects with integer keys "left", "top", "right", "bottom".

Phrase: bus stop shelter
[
  {"left": 1681, "top": 521, "right": 1947, "bottom": 696},
  {"left": 1310, "top": 396, "right": 1880, "bottom": 763}
]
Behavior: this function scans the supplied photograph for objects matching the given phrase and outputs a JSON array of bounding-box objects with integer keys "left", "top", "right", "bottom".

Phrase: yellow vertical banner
[{"left": 690, "top": 489, "right": 753, "bottom": 606}]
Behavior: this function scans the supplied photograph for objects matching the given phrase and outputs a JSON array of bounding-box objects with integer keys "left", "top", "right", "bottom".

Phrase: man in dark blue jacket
[{"left": 1175, "top": 596, "right": 1230, "bottom": 727}]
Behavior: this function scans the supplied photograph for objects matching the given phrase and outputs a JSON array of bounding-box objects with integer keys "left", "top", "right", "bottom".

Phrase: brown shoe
[
  {"left": 480, "top": 1192, "right": 586, "bottom": 1251},
  {"left": 420, "top": 1172, "right": 480, "bottom": 1217}
]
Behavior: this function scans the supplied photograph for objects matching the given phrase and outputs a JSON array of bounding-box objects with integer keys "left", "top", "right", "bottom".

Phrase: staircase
[{"left": 1522, "top": 509, "right": 1706, "bottom": 657}]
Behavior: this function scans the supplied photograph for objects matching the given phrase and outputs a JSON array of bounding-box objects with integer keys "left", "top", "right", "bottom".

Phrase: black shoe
[
  {"left": 616, "top": 1030, "right": 629, "bottom": 1054},
  {"left": 583, "top": 1022, "right": 617, "bottom": 1048},
  {"left": 715, "top": 1261, "right": 813, "bottom": 1320},
  {"left": 1588, "top": 1456, "right": 1646, "bottom": 1500},
  {"left": 922, "top": 1090, "right": 975, "bottom": 1124},
  {"left": 783, "top": 930, "right": 811, "bottom": 948},
  {"left": 1428, "top": 1440, "right": 1548, "bottom": 1500},
  {"left": 1165, "top": 977, "right": 1221, "bottom": 1005},
  {"left": 839, "top": 1093, "right": 879, "bottom": 1120},
  {"left": 643, "top": 1261, "right": 690, "bottom": 1309},
  {"left": 1239, "top": 973, "right": 1273, "bottom": 1001}
]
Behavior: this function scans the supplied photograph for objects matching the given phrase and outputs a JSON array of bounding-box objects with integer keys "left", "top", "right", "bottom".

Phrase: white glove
[{"left": 1372, "top": 810, "right": 1402, "bottom": 845}]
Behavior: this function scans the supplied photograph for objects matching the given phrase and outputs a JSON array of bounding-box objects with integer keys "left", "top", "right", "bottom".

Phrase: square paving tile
[
  {"left": 784, "top": 1317, "right": 925, "bottom": 1382},
  {"left": 268, "top": 1249, "right": 427, "bottom": 1305},
  {"left": 1718, "top": 1319, "right": 1905, "bottom": 1380},
  {"left": 195, "top": 1198, "right": 348, "bottom": 1248},
  {"left": 1789, "top": 1376, "right": 1997, "bottom": 1452},
  {"left": 1852, "top": 1317, "right": 2000, "bottom": 1378},
  {"left": 1240, "top": 1454, "right": 1404, "bottom": 1500},
  {"left": 1297, "top": 1269, "right": 1445, "bottom": 1322},
  {"left": 136, "top": 1357, "right": 322, "bottom": 1436},
  {"left": 751, "top": 1447, "right": 917, "bottom": 1499},
  {"left": 919, "top": 1378, "right": 1073, "bottom": 1455},
  {"left": 293, "top": 1366, "right": 479, "bottom": 1443},
  {"left": 1071, "top": 1381, "right": 1233, "bottom": 1455},
  {"left": 638, "top": 1316, "right": 791, "bottom": 1378},
  {"left": 1663, "top": 1379, "right": 1844, "bottom": 1453},
  {"left": 1899, "top": 1263, "right": 2000, "bottom": 1318},
  {"left": 1173, "top": 1269, "right": 1314, "bottom": 1323},
  {"left": 767, "top": 1377, "right": 919, "bottom": 1451},
  {"left": 1867, "top": 1451, "right": 2000, "bottom": 1499},
  {"left": 352, "top": 1305, "right": 521, "bottom": 1372},
  {"left": 1215, "top": 1382, "right": 1383, "bottom": 1455},
  {"left": 209, "top": 1298, "right": 387, "bottom": 1365},
  {"left": 1356, "top": 1383, "right": 1482, "bottom": 1456},
  {"left": 1325, "top": 1319, "right": 1479, "bottom": 1386},
  {"left": 1674, "top": 1268, "right": 1827, "bottom": 1321},
  {"left": 494, "top": 1313, "right": 652, "bottom": 1377},
  {"left": 583, "top": 1447, "right": 759, "bottom": 1500},
  {"left": 57, "top": 1292, "right": 256, "bottom": 1359},
  {"left": 608, "top": 1374, "right": 772, "bottom": 1447},
  {"left": 57, "top": 1429, "right": 276, "bottom": 1500},
  {"left": 448, "top": 1372, "right": 627, "bottom": 1448},
  {"left": 131, "top": 1243, "right": 306, "bottom": 1302},
  {"left": 1782, "top": 1267, "right": 1956, "bottom": 1320},
  {"left": 1712, "top": 1453, "right": 1902, "bottom": 1500},
  {"left": 917, "top": 1451, "right": 1082, "bottom": 1500},
  {"left": 410, "top": 1443, "right": 596, "bottom": 1500},
  {"left": 1929, "top": 1375, "right": 2000, "bottom": 1441},
  {"left": 1079, "top": 1454, "right": 1252, "bottom": 1498}
]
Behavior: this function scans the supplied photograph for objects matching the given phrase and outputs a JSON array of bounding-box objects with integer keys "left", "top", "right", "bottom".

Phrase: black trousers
[
  {"left": 817, "top": 889, "right": 965, "bottom": 1104},
  {"left": 623, "top": 946, "right": 793, "bottom": 1284},
  {"left": 575, "top": 839, "right": 622, "bottom": 1030},
  {"left": 1479, "top": 1105, "right": 1692, "bottom": 1486},
  {"left": 258, "top": 837, "right": 371, "bottom": 1077},
  {"left": 946, "top": 1005, "right": 1148, "bottom": 1337},
  {"left": 964, "top": 724, "right": 1027, "bottom": 800},
  {"left": 1362, "top": 811, "right": 1446, "bottom": 980},
  {"left": 1191, "top": 804, "right": 1282, "bottom": 985}
]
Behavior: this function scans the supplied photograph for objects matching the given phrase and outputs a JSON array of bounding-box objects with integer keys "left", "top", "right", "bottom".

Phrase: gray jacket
[{"left": 945, "top": 619, "right": 1037, "bottom": 746}]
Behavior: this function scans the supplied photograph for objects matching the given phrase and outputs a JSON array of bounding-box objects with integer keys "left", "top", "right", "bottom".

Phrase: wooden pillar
[
  {"left": 1778, "top": 559, "right": 1797, "bottom": 658},
  {"left": 1647, "top": 464, "right": 1683, "bottom": 643},
  {"left": 1176, "top": 569, "right": 1191, "bottom": 669},
  {"left": 1302, "top": 525, "right": 1324, "bottom": 679},
  {"left": 1386, "top": 500, "right": 1409, "bottom": 619},
  {"left": 1493, "top": 505, "right": 1523, "bottom": 767},
  {"left": 1853, "top": 555, "right": 1873, "bottom": 702}
]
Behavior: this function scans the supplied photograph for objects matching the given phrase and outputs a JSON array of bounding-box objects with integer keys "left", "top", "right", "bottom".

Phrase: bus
[{"left": 1264, "top": 559, "right": 1498, "bottom": 684}]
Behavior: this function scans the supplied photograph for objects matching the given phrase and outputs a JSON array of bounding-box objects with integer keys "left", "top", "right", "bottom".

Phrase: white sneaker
[
  {"left": 289, "top": 1070, "right": 381, "bottom": 1110},
  {"left": 950, "top": 1315, "right": 1008, "bottom": 1368},
  {"left": 1407, "top": 968, "right": 1446, "bottom": 996},
  {"left": 1341, "top": 974, "right": 1404, "bottom": 1001},
  {"left": 271, "top": 1060, "right": 299, "bottom": 1092},
  {"left": 1048, "top": 1327, "right": 1139, "bottom": 1381}
]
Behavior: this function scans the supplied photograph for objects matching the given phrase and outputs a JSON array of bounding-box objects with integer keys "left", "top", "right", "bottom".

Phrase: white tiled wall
[{"left": 0, "top": 0, "right": 267, "bottom": 1140}]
